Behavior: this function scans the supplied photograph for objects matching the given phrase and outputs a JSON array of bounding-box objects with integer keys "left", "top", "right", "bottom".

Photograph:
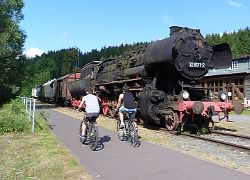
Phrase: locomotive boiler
[{"left": 69, "top": 26, "right": 243, "bottom": 131}]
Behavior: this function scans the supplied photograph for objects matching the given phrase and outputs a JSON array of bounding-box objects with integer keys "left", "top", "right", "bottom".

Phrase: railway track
[
  {"left": 164, "top": 127, "right": 250, "bottom": 151},
  {"left": 210, "top": 130, "right": 250, "bottom": 139},
  {"left": 180, "top": 131, "right": 250, "bottom": 151}
]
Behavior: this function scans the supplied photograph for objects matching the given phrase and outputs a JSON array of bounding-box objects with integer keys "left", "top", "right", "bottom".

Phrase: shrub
[{"left": 0, "top": 99, "right": 30, "bottom": 133}]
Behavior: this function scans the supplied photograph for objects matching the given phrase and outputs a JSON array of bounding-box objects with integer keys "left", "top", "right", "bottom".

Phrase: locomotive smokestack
[{"left": 169, "top": 26, "right": 183, "bottom": 36}]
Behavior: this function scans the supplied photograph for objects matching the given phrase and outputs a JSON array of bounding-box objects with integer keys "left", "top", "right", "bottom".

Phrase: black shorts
[
  {"left": 85, "top": 113, "right": 99, "bottom": 118},
  {"left": 84, "top": 113, "right": 99, "bottom": 122}
]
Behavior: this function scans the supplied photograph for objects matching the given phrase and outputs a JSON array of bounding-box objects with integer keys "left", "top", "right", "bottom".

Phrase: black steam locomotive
[{"left": 46, "top": 26, "right": 243, "bottom": 131}]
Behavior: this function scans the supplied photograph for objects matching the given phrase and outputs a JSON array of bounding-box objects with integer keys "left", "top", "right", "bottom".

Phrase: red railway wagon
[{"left": 55, "top": 72, "right": 81, "bottom": 105}]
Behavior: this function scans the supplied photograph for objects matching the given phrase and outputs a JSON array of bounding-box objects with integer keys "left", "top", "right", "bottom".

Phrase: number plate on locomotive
[{"left": 189, "top": 62, "right": 205, "bottom": 68}]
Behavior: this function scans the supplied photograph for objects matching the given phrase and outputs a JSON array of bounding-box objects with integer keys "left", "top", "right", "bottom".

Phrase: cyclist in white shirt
[{"left": 78, "top": 88, "right": 100, "bottom": 141}]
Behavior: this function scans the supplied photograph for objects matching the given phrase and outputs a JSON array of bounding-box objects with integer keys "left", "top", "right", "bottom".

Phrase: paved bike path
[{"left": 46, "top": 109, "right": 250, "bottom": 180}]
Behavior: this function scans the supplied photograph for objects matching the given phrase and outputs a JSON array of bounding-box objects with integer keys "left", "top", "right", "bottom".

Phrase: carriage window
[{"left": 229, "top": 61, "right": 238, "bottom": 70}]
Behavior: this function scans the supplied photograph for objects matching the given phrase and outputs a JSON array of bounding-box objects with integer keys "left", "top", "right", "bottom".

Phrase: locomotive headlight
[
  {"left": 219, "top": 92, "right": 227, "bottom": 101},
  {"left": 181, "top": 90, "right": 190, "bottom": 100}
]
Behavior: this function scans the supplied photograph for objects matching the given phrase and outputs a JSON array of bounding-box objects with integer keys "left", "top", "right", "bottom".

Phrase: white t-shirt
[{"left": 82, "top": 94, "right": 100, "bottom": 113}]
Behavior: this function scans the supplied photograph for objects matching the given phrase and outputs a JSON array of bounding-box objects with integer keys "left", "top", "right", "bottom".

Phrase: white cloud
[
  {"left": 24, "top": 48, "right": 44, "bottom": 58},
  {"left": 162, "top": 15, "right": 174, "bottom": 25},
  {"left": 227, "top": 0, "right": 243, "bottom": 8},
  {"left": 61, "top": 32, "right": 68, "bottom": 37}
]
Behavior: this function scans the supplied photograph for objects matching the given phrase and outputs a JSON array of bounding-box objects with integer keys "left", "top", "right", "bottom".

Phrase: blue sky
[{"left": 21, "top": 0, "right": 250, "bottom": 57}]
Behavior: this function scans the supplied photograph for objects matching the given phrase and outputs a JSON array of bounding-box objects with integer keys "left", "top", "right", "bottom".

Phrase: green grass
[
  {"left": 0, "top": 100, "right": 92, "bottom": 180},
  {"left": 242, "top": 109, "right": 250, "bottom": 115},
  {"left": 230, "top": 109, "right": 250, "bottom": 116},
  {"left": 0, "top": 132, "right": 91, "bottom": 179}
]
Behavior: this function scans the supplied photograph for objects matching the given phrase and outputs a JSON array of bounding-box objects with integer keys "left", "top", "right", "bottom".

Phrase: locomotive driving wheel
[{"left": 164, "top": 109, "right": 179, "bottom": 131}]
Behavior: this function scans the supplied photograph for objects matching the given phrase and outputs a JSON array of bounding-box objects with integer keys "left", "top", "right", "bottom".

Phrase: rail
[
  {"left": 132, "top": 121, "right": 250, "bottom": 151},
  {"left": 20, "top": 97, "right": 36, "bottom": 133},
  {"left": 181, "top": 132, "right": 250, "bottom": 151}
]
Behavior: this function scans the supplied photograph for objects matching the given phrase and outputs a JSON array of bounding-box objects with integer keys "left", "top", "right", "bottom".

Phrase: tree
[
  {"left": 0, "top": 0, "right": 26, "bottom": 105},
  {"left": 237, "top": 27, "right": 250, "bottom": 55},
  {"left": 206, "top": 28, "right": 250, "bottom": 57}
]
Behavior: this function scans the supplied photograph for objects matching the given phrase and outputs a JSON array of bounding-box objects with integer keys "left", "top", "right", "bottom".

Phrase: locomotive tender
[{"left": 38, "top": 26, "right": 243, "bottom": 131}]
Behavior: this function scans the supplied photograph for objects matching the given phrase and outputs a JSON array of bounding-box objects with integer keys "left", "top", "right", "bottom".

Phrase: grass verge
[
  {"left": 0, "top": 103, "right": 92, "bottom": 180},
  {"left": 0, "top": 132, "right": 91, "bottom": 180}
]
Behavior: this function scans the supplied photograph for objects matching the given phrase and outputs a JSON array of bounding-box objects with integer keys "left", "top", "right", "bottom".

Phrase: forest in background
[{"left": 1, "top": 0, "right": 250, "bottom": 105}]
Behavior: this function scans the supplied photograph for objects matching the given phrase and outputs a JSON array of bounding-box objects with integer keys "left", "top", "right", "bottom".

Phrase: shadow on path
[{"left": 95, "top": 135, "right": 111, "bottom": 151}]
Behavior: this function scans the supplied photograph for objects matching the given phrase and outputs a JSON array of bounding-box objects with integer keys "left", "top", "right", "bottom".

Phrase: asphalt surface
[{"left": 45, "top": 109, "right": 250, "bottom": 180}]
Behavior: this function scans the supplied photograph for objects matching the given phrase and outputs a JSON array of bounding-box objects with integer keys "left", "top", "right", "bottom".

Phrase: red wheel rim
[
  {"left": 103, "top": 106, "right": 109, "bottom": 115},
  {"left": 102, "top": 97, "right": 109, "bottom": 115},
  {"left": 165, "top": 111, "right": 179, "bottom": 131}
]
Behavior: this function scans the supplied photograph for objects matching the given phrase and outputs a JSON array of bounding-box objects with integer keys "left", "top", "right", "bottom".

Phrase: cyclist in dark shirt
[{"left": 115, "top": 85, "right": 137, "bottom": 128}]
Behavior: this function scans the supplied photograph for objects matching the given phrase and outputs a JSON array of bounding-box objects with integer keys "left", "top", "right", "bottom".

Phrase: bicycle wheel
[
  {"left": 79, "top": 121, "right": 86, "bottom": 144},
  {"left": 89, "top": 123, "right": 99, "bottom": 151},
  {"left": 128, "top": 122, "right": 138, "bottom": 147}
]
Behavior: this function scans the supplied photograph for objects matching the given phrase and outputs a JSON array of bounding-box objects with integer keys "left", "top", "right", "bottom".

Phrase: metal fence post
[
  {"left": 29, "top": 99, "right": 32, "bottom": 122},
  {"left": 20, "top": 97, "right": 36, "bottom": 133},
  {"left": 25, "top": 97, "right": 28, "bottom": 113},
  {"left": 32, "top": 99, "right": 36, "bottom": 133}
]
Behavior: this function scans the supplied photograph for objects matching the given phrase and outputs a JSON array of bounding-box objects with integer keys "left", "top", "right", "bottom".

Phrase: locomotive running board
[{"left": 95, "top": 77, "right": 142, "bottom": 86}]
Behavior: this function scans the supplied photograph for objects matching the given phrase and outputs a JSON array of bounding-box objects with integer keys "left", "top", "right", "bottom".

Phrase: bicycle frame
[
  {"left": 117, "top": 112, "right": 138, "bottom": 147},
  {"left": 79, "top": 116, "right": 99, "bottom": 151}
]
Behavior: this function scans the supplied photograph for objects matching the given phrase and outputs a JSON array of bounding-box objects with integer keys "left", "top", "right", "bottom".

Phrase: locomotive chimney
[{"left": 169, "top": 26, "right": 183, "bottom": 36}]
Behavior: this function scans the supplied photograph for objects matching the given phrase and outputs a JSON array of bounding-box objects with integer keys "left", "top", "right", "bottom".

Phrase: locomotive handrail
[{"left": 95, "top": 77, "right": 142, "bottom": 86}]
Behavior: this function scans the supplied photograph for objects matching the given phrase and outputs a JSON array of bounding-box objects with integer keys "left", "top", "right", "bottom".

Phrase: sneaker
[
  {"left": 79, "top": 135, "right": 86, "bottom": 144},
  {"left": 119, "top": 124, "right": 125, "bottom": 129}
]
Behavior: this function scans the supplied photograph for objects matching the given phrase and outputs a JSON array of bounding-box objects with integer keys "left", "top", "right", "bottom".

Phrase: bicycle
[
  {"left": 116, "top": 111, "right": 138, "bottom": 147},
  {"left": 79, "top": 115, "right": 99, "bottom": 151}
]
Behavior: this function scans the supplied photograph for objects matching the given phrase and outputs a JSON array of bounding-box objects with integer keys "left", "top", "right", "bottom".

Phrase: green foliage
[
  {"left": 0, "top": 99, "right": 50, "bottom": 133},
  {"left": 0, "top": 0, "right": 26, "bottom": 105},
  {"left": 10, "top": 99, "right": 25, "bottom": 114},
  {"left": 0, "top": 0, "right": 25, "bottom": 57},
  {"left": 0, "top": 99, "right": 30, "bottom": 133},
  {"left": 205, "top": 27, "right": 250, "bottom": 57}
]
